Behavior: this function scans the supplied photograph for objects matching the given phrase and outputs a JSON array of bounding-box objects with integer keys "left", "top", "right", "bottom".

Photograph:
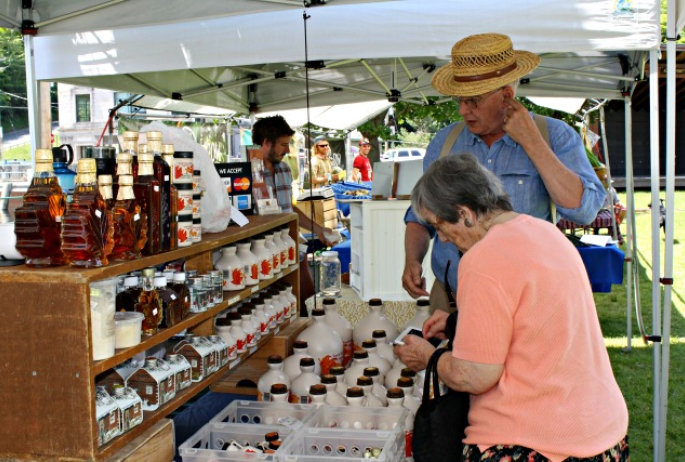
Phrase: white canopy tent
[{"left": 0, "top": 0, "right": 683, "bottom": 460}]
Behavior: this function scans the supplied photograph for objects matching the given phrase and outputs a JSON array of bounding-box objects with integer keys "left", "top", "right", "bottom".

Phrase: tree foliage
[{"left": 0, "top": 28, "right": 28, "bottom": 132}]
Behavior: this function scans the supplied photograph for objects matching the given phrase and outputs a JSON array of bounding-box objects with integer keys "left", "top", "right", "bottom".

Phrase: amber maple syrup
[
  {"left": 134, "top": 153, "right": 161, "bottom": 255},
  {"left": 136, "top": 267, "right": 163, "bottom": 335},
  {"left": 121, "top": 131, "right": 139, "bottom": 181},
  {"left": 61, "top": 158, "right": 114, "bottom": 267},
  {"left": 111, "top": 174, "right": 147, "bottom": 261},
  {"left": 146, "top": 131, "right": 172, "bottom": 251},
  {"left": 13, "top": 148, "right": 68, "bottom": 267},
  {"left": 162, "top": 143, "right": 178, "bottom": 250}
]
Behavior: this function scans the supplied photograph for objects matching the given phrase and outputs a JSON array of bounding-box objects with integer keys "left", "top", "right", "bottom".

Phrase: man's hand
[
  {"left": 402, "top": 260, "right": 429, "bottom": 298},
  {"left": 315, "top": 226, "right": 337, "bottom": 247},
  {"left": 501, "top": 95, "right": 543, "bottom": 148}
]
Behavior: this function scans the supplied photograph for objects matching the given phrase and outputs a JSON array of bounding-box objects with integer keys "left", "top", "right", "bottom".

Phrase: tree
[{"left": 0, "top": 28, "right": 28, "bottom": 133}]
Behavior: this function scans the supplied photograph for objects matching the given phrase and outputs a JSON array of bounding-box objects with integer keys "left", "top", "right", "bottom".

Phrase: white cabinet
[{"left": 349, "top": 200, "right": 434, "bottom": 301}]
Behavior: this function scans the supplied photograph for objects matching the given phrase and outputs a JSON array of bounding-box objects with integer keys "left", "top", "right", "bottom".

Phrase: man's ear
[{"left": 502, "top": 85, "right": 515, "bottom": 99}]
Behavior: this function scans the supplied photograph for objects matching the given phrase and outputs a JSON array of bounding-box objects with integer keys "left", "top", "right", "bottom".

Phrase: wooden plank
[
  {"left": 0, "top": 282, "right": 97, "bottom": 461},
  {"left": 252, "top": 317, "right": 311, "bottom": 360},
  {"left": 103, "top": 419, "right": 174, "bottom": 462},
  {"left": 0, "top": 213, "right": 297, "bottom": 285}
]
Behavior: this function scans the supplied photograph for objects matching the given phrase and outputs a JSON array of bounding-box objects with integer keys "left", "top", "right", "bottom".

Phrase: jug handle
[{"left": 60, "top": 144, "right": 74, "bottom": 166}]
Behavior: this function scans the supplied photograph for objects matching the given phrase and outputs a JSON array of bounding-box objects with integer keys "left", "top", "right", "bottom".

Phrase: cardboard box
[
  {"left": 297, "top": 197, "right": 338, "bottom": 228},
  {"left": 215, "top": 162, "right": 254, "bottom": 215}
]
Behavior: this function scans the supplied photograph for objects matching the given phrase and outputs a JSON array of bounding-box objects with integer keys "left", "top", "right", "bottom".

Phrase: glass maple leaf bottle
[
  {"left": 14, "top": 148, "right": 68, "bottom": 267},
  {"left": 110, "top": 174, "right": 148, "bottom": 261},
  {"left": 146, "top": 131, "right": 173, "bottom": 251},
  {"left": 134, "top": 153, "right": 161, "bottom": 255},
  {"left": 61, "top": 158, "right": 115, "bottom": 267}
]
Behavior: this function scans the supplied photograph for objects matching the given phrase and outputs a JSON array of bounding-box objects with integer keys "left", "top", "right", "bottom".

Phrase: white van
[{"left": 381, "top": 147, "right": 426, "bottom": 162}]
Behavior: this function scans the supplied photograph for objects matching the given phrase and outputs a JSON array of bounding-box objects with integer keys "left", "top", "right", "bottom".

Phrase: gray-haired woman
[{"left": 395, "top": 154, "right": 628, "bottom": 461}]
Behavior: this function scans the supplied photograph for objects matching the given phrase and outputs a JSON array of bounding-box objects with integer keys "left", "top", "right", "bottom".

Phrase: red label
[
  {"left": 174, "top": 165, "right": 183, "bottom": 179},
  {"left": 231, "top": 268, "right": 244, "bottom": 286},
  {"left": 251, "top": 264, "right": 259, "bottom": 280},
  {"left": 280, "top": 251, "right": 287, "bottom": 265},
  {"left": 288, "top": 247, "right": 295, "bottom": 262},
  {"left": 260, "top": 259, "right": 271, "bottom": 276},
  {"left": 236, "top": 338, "right": 246, "bottom": 350},
  {"left": 342, "top": 340, "right": 354, "bottom": 368},
  {"left": 260, "top": 322, "right": 268, "bottom": 333},
  {"left": 246, "top": 333, "right": 255, "bottom": 345},
  {"left": 406, "top": 431, "right": 413, "bottom": 457},
  {"left": 319, "top": 355, "right": 342, "bottom": 376},
  {"left": 227, "top": 344, "right": 237, "bottom": 358}
]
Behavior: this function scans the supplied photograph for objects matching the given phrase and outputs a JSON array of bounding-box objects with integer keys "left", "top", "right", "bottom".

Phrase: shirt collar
[{"left": 463, "top": 126, "right": 517, "bottom": 147}]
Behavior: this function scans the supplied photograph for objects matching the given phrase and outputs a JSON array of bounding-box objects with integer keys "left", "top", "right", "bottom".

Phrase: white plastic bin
[
  {"left": 302, "top": 406, "right": 407, "bottom": 432},
  {"left": 211, "top": 400, "right": 315, "bottom": 428}
]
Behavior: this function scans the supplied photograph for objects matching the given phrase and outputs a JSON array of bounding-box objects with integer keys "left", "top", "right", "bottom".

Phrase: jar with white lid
[{"left": 319, "top": 251, "right": 341, "bottom": 297}]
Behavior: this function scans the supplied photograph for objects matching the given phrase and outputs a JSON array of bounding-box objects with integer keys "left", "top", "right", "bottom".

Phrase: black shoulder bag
[{"left": 412, "top": 315, "right": 470, "bottom": 462}]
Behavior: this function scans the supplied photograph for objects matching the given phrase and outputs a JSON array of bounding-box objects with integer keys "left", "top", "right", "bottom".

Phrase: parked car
[{"left": 381, "top": 147, "right": 426, "bottom": 162}]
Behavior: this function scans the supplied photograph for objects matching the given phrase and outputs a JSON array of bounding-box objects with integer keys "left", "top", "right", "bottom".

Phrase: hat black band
[{"left": 452, "top": 62, "right": 517, "bottom": 83}]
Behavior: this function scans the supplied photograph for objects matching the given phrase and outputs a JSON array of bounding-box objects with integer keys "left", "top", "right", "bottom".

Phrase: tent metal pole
[
  {"left": 598, "top": 105, "right": 618, "bottom": 241},
  {"left": 648, "top": 48, "right": 663, "bottom": 462},
  {"left": 23, "top": 35, "right": 39, "bottom": 162},
  {"left": 623, "top": 96, "right": 633, "bottom": 351},
  {"left": 658, "top": 24, "right": 678, "bottom": 461}
]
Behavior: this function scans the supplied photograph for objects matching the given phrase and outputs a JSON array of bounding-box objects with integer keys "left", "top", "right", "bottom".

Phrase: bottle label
[
  {"left": 319, "top": 354, "right": 343, "bottom": 375},
  {"left": 342, "top": 340, "right": 354, "bottom": 368},
  {"left": 236, "top": 338, "right": 246, "bottom": 351},
  {"left": 251, "top": 264, "right": 259, "bottom": 281},
  {"left": 406, "top": 431, "right": 413, "bottom": 458},
  {"left": 260, "top": 322, "right": 268, "bottom": 333},
  {"left": 260, "top": 259, "right": 272, "bottom": 277},
  {"left": 280, "top": 251, "right": 287, "bottom": 266},
  {"left": 272, "top": 255, "right": 279, "bottom": 271},
  {"left": 228, "top": 268, "right": 245, "bottom": 290},
  {"left": 246, "top": 333, "right": 255, "bottom": 345}
]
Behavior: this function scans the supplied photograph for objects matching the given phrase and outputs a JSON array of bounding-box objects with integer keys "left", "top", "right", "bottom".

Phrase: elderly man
[{"left": 402, "top": 33, "right": 606, "bottom": 311}]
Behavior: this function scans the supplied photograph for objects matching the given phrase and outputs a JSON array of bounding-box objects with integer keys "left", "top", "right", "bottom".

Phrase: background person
[
  {"left": 395, "top": 154, "right": 629, "bottom": 462},
  {"left": 251, "top": 116, "right": 336, "bottom": 314},
  {"left": 402, "top": 33, "right": 605, "bottom": 310},
  {"left": 308, "top": 135, "right": 346, "bottom": 187},
  {"left": 352, "top": 137, "right": 373, "bottom": 182}
]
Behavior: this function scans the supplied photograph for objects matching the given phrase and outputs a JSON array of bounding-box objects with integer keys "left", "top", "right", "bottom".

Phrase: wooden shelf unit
[{"left": 0, "top": 213, "right": 299, "bottom": 462}]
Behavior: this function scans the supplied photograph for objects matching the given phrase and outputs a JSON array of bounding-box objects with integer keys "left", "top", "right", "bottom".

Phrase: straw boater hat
[{"left": 432, "top": 33, "right": 541, "bottom": 97}]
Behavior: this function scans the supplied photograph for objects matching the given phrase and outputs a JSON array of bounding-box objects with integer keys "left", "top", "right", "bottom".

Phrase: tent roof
[{"left": 4, "top": 0, "right": 665, "bottom": 115}]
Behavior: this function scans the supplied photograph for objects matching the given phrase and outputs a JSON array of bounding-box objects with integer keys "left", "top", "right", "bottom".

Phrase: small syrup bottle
[
  {"left": 134, "top": 153, "right": 161, "bottom": 255},
  {"left": 98, "top": 174, "right": 115, "bottom": 210},
  {"left": 146, "top": 131, "right": 173, "bottom": 251},
  {"left": 13, "top": 148, "right": 68, "bottom": 267},
  {"left": 121, "top": 131, "right": 139, "bottom": 180},
  {"left": 161, "top": 143, "right": 178, "bottom": 250},
  {"left": 135, "top": 267, "right": 164, "bottom": 335},
  {"left": 61, "top": 158, "right": 114, "bottom": 267},
  {"left": 111, "top": 174, "right": 147, "bottom": 261}
]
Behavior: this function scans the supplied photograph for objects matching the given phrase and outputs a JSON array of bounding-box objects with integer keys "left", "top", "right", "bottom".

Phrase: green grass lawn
[{"left": 594, "top": 190, "right": 685, "bottom": 461}]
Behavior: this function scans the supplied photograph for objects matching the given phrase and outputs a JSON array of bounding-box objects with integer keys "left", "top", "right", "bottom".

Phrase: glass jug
[{"left": 319, "top": 250, "right": 341, "bottom": 297}]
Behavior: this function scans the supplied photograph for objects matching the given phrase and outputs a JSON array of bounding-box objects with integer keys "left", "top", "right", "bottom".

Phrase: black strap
[{"left": 422, "top": 348, "right": 451, "bottom": 403}]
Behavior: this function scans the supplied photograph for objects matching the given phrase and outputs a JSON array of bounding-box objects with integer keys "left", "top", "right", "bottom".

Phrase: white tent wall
[{"left": 4, "top": 0, "right": 685, "bottom": 460}]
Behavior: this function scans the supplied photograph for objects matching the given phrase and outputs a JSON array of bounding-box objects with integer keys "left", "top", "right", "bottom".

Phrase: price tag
[
  {"left": 55, "top": 215, "right": 62, "bottom": 222},
  {"left": 275, "top": 272, "right": 283, "bottom": 279},
  {"left": 251, "top": 286, "right": 260, "bottom": 293},
  {"left": 164, "top": 175, "right": 170, "bottom": 181},
  {"left": 133, "top": 214, "right": 140, "bottom": 221},
  {"left": 228, "top": 296, "right": 240, "bottom": 305},
  {"left": 290, "top": 264, "right": 298, "bottom": 272},
  {"left": 95, "top": 209, "right": 102, "bottom": 218},
  {"left": 152, "top": 308, "right": 158, "bottom": 316},
  {"left": 154, "top": 186, "right": 160, "bottom": 191},
  {"left": 274, "top": 326, "right": 280, "bottom": 334},
  {"left": 249, "top": 346, "right": 257, "bottom": 355},
  {"left": 229, "top": 358, "right": 241, "bottom": 369}
]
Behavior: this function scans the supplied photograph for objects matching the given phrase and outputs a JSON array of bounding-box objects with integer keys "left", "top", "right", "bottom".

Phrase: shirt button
[
  {"left": 518, "top": 180, "right": 524, "bottom": 185},
  {"left": 487, "top": 159, "right": 492, "bottom": 164}
]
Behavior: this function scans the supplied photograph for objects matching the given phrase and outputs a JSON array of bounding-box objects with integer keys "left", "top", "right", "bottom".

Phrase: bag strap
[
  {"left": 422, "top": 347, "right": 451, "bottom": 403},
  {"left": 439, "top": 123, "right": 466, "bottom": 159}
]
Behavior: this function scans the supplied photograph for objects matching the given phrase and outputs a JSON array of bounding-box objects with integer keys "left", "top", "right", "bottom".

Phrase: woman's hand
[
  {"left": 393, "top": 334, "right": 435, "bottom": 372},
  {"left": 423, "top": 310, "right": 449, "bottom": 340}
]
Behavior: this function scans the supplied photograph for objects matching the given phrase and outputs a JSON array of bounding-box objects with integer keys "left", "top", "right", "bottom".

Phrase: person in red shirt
[{"left": 352, "top": 137, "right": 373, "bottom": 182}]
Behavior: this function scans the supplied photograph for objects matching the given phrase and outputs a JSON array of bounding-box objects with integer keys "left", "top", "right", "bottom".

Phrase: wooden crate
[
  {"left": 210, "top": 317, "right": 311, "bottom": 395},
  {"left": 296, "top": 198, "right": 338, "bottom": 229}
]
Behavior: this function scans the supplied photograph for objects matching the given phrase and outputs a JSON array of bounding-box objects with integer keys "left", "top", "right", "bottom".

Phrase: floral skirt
[{"left": 462, "top": 436, "right": 629, "bottom": 462}]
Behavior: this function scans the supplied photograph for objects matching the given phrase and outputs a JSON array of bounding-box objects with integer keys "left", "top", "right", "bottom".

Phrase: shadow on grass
[{"left": 598, "top": 255, "right": 685, "bottom": 461}]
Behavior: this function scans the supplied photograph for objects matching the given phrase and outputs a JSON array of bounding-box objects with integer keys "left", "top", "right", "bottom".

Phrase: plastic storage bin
[
  {"left": 211, "top": 400, "right": 315, "bottom": 428},
  {"left": 179, "top": 422, "right": 295, "bottom": 462},
  {"left": 276, "top": 427, "right": 404, "bottom": 462},
  {"left": 302, "top": 405, "right": 407, "bottom": 432}
]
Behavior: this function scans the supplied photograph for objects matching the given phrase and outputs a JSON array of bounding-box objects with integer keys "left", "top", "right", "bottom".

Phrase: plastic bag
[{"left": 141, "top": 122, "right": 231, "bottom": 233}]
